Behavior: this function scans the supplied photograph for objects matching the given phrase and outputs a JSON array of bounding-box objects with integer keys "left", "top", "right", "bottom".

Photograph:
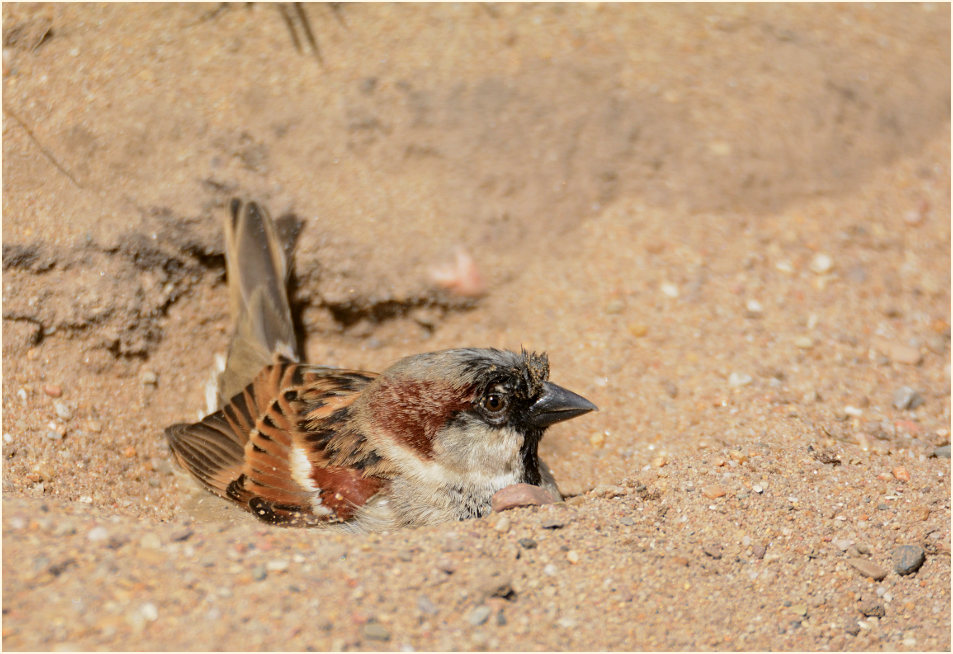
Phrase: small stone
[
  {"left": 892, "top": 545, "right": 925, "bottom": 576},
  {"left": 491, "top": 484, "right": 557, "bottom": 512},
  {"left": 752, "top": 544, "right": 766, "bottom": 560},
  {"left": 417, "top": 595, "right": 438, "bottom": 615},
  {"left": 794, "top": 336, "right": 815, "bottom": 349},
  {"left": 847, "top": 557, "right": 887, "bottom": 581},
  {"left": 619, "top": 517, "right": 635, "bottom": 526},
  {"left": 628, "top": 323, "right": 648, "bottom": 337},
  {"left": 728, "top": 372, "right": 753, "bottom": 387},
  {"left": 3, "top": 433, "right": 11, "bottom": 444},
  {"left": 892, "top": 386, "right": 924, "bottom": 411},
  {"left": 859, "top": 599, "right": 885, "bottom": 618},
  {"left": 701, "top": 484, "right": 727, "bottom": 499},
  {"left": 930, "top": 445, "right": 950, "bottom": 459},
  {"left": 809, "top": 253, "right": 833, "bottom": 274},
  {"left": 589, "top": 431, "right": 606, "bottom": 448},
  {"left": 140, "top": 533, "right": 162, "bottom": 549},
  {"left": 362, "top": 622, "right": 391, "bottom": 642},
  {"left": 543, "top": 563, "right": 558, "bottom": 576},
  {"left": 566, "top": 550, "right": 580, "bottom": 564},
  {"left": 517, "top": 538, "right": 537, "bottom": 550},
  {"left": 87, "top": 420, "right": 103, "bottom": 433},
  {"left": 752, "top": 485, "right": 764, "bottom": 494},
  {"left": 660, "top": 282, "right": 679, "bottom": 298},
  {"left": 251, "top": 566, "right": 267, "bottom": 581},
  {"left": 745, "top": 299, "right": 764, "bottom": 316},
  {"left": 266, "top": 559, "right": 289, "bottom": 572},
  {"left": 540, "top": 516, "right": 567, "bottom": 529},
  {"left": 892, "top": 467, "right": 910, "bottom": 482},
  {"left": 605, "top": 299, "right": 624, "bottom": 314},
  {"left": 435, "top": 557, "right": 456, "bottom": 574},
  {"left": 845, "top": 621, "right": 861, "bottom": 636},
  {"left": 43, "top": 384, "right": 62, "bottom": 398},
  {"left": 873, "top": 338, "right": 922, "bottom": 365},
  {"left": 87, "top": 526, "right": 109, "bottom": 542},
  {"left": 53, "top": 400, "right": 72, "bottom": 421},
  {"left": 140, "top": 371, "right": 158, "bottom": 386},
  {"left": 140, "top": 603, "right": 158, "bottom": 622},
  {"left": 45, "top": 426, "right": 65, "bottom": 441},
  {"left": 703, "top": 544, "right": 723, "bottom": 559},
  {"left": 834, "top": 538, "right": 853, "bottom": 551},
  {"left": 467, "top": 605, "right": 491, "bottom": 626}
]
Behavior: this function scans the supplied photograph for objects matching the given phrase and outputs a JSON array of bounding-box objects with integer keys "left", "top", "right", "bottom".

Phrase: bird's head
[{"left": 355, "top": 348, "right": 597, "bottom": 486}]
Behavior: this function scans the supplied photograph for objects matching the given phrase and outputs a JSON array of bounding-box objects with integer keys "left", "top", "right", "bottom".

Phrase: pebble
[
  {"left": 517, "top": 538, "right": 537, "bottom": 550},
  {"left": 605, "top": 299, "right": 624, "bottom": 314},
  {"left": 701, "top": 485, "right": 726, "bottom": 499},
  {"left": 745, "top": 299, "right": 764, "bottom": 316},
  {"left": 53, "top": 400, "right": 72, "bottom": 421},
  {"left": 140, "top": 603, "right": 158, "bottom": 622},
  {"left": 435, "top": 557, "right": 456, "bottom": 574},
  {"left": 540, "top": 516, "right": 567, "bottom": 529},
  {"left": 493, "top": 516, "right": 511, "bottom": 533},
  {"left": 362, "top": 622, "right": 391, "bottom": 642},
  {"left": 543, "top": 564, "right": 558, "bottom": 577},
  {"left": 87, "top": 420, "right": 103, "bottom": 433},
  {"left": 140, "top": 371, "right": 158, "bottom": 386},
  {"left": 728, "top": 372, "right": 753, "bottom": 387},
  {"left": 809, "top": 253, "right": 833, "bottom": 274},
  {"left": 491, "top": 484, "right": 557, "bottom": 512},
  {"left": 892, "top": 545, "right": 925, "bottom": 576},
  {"left": 252, "top": 565, "right": 267, "bottom": 581},
  {"left": 892, "top": 386, "right": 924, "bottom": 411},
  {"left": 859, "top": 599, "right": 885, "bottom": 618},
  {"left": 703, "top": 544, "right": 723, "bottom": 559},
  {"left": 660, "top": 282, "right": 679, "bottom": 298},
  {"left": 847, "top": 557, "right": 887, "bottom": 581},
  {"left": 619, "top": 517, "right": 635, "bottom": 526},
  {"left": 467, "top": 605, "right": 491, "bottom": 626},
  {"left": 566, "top": 550, "right": 580, "bottom": 564},
  {"left": 891, "top": 467, "right": 910, "bottom": 482},
  {"left": 931, "top": 445, "right": 950, "bottom": 459},
  {"left": 87, "top": 526, "right": 109, "bottom": 542},
  {"left": 266, "top": 559, "right": 289, "bottom": 572},
  {"left": 873, "top": 338, "right": 922, "bottom": 365},
  {"left": 794, "top": 335, "right": 815, "bottom": 349},
  {"left": 45, "top": 426, "right": 65, "bottom": 441},
  {"left": 752, "top": 544, "right": 766, "bottom": 560},
  {"left": 416, "top": 595, "right": 438, "bottom": 615},
  {"left": 140, "top": 533, "right": 162, "bottom": 549},
  {"left": 43, "top": 384, "right": 62, "bottom": 398},
  {"left": 752, "top": 484, "right": 764, "bottom": 494}
]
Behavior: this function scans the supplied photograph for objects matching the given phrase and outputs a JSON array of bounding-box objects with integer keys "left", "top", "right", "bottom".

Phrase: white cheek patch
[{"left": 290, "top": 445, "right": 319, "bottom": 493}]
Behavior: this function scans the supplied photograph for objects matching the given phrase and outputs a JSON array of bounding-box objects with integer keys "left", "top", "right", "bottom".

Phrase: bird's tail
[{"left": 216, "top": 199, "right": 299, "bottom": 406}]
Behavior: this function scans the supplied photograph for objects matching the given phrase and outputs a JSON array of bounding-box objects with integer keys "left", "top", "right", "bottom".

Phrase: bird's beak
[{"left": 527, "top": 381, "right": 598, "bottom": 429}]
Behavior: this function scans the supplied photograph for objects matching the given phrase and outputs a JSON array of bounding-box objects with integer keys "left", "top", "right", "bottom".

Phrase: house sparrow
[{"left": 165, "top": 199, "right": 596, "bottom": 530}]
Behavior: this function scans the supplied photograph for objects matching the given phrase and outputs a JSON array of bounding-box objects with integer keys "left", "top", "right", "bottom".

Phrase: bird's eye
[{"left": 482, "top": 393, "right": 507, "bottom": 414}]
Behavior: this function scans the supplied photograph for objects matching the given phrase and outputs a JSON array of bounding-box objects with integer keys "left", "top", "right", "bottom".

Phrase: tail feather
[{"left": 218, "top": 199, "right": 299, "bottom": 405}]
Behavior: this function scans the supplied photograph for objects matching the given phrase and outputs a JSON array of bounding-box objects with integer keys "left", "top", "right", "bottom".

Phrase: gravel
[{"left": 892, "top": 545, "right": 926, "bottom": 576}]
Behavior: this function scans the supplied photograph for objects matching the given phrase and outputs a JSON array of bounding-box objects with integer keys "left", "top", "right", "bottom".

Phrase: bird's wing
[{"left": 166, "top": 360, "right": 389, "bottom": 527}]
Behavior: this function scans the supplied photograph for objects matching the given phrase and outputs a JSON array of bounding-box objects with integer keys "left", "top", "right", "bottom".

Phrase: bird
[{"left": 165, "top": 199, "right": 597, "bottom": 531}]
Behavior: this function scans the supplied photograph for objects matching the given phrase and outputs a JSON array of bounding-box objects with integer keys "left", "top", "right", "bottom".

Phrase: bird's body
[{"left": 165, "top": 200, "right": 595, "bottom": 531}]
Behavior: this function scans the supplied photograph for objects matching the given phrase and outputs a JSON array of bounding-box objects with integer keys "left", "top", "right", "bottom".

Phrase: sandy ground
[{"left": 2, "top": 3, "right": 951, "bottom": 651}]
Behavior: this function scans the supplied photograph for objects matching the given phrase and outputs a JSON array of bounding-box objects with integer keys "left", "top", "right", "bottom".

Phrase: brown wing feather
[{"left": 166, "top": 361, "right": 389, "bottom": 527}]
